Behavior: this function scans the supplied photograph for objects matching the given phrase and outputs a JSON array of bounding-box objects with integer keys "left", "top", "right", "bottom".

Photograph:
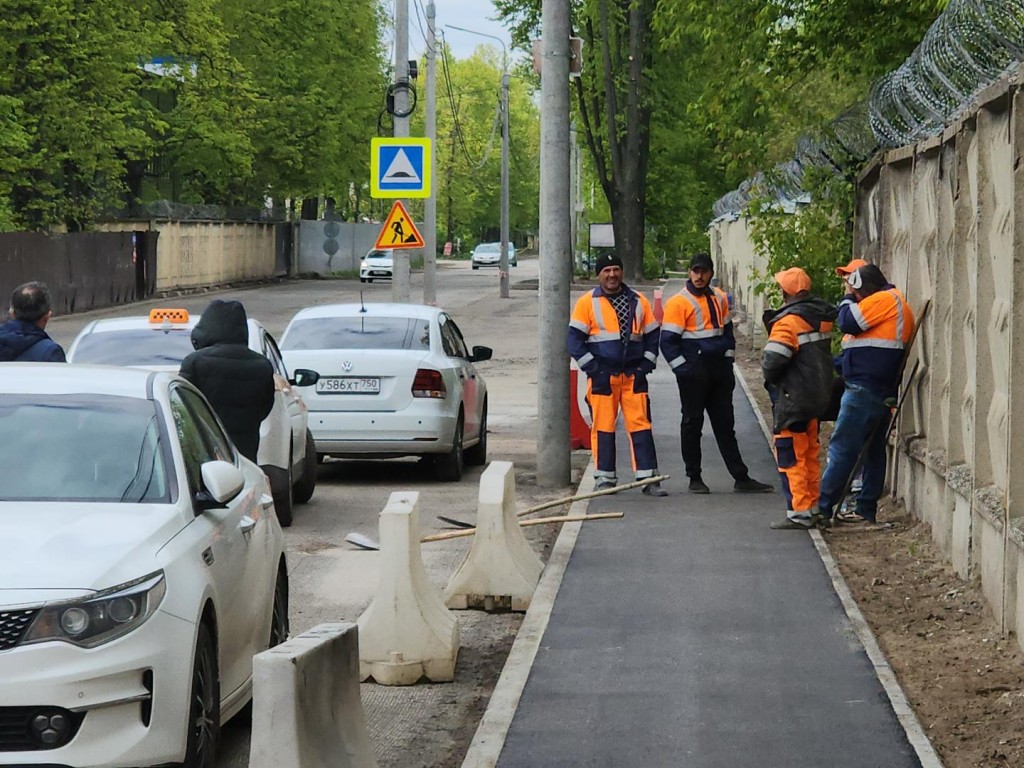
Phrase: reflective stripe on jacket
[
  {"left": 762, "top": 296, "right": 837, "bottom": 431},
  {"left": 837, "top": 287, "right": 914, "bottom": 396},
  {"left": 567, "top": 286, "right": 660, "bottom": 375},
  {"left": 659, "top": 283, "right": 735, "bottom": 377}
]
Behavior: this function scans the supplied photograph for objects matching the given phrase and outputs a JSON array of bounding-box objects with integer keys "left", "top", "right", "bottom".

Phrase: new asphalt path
[{"left": 468, "top": 362, "right": 938, "bottom": 768}]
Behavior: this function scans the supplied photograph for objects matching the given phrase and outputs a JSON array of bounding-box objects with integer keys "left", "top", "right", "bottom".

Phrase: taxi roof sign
[
  {"left": 374, "top": 201, "right": 425, "bottom": 250},
  {"left": 149, "top": 308, "right": 190, "bottom": 324},
  {"left": 370, "top": 137, "right": 431, "bottom": 199}
]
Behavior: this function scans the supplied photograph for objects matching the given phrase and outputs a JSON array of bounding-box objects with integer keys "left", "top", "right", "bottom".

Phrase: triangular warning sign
[{"left": 374, "top": 200, "right": 425, "bottom": 250}]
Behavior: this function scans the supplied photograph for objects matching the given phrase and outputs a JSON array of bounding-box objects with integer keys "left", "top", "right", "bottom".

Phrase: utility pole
[
  {"left": 392, "top": 0, "right": 412, "bottom": 303},
  {"left": 423, "top": 0, "right": 437, "bottom": 305},
  {"left": 499, "top": 70, "right": 510, "bottom": 299},
  {"left": 537, "top": 0, "right": 571, "bottom": 488},
  {"left": 446, "top": 25, "right": 510, "bottom": 299}
]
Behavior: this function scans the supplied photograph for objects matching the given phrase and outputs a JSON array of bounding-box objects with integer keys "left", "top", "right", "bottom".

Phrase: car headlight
[{"left": 22, "top": 571, "right": 166, "bottom": 648}]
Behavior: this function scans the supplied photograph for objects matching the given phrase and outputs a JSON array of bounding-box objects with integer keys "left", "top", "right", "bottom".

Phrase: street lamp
[{"left": 445, "top": 25, "right": 511, "bottom": 299}]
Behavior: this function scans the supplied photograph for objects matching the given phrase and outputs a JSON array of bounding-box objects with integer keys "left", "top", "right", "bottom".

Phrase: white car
[
  {"left": 280, "top": 303, "right": 492, "bottom": 481},
  {"left": 470, "top": 242, "right": 517, "bottom": 269},
  {"left": 359, "top": 248, "right": 394, "bottom": 282},
  {"left": 0, "top": 364, "right": 287, "bottom": 768},
  {"left": 66, "top": 308, "right": 319, "bottom": 526}
]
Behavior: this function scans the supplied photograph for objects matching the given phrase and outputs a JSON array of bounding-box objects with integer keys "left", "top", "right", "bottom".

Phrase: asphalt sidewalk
[{"left": 464, "top": 362, "right": 940, "bottom": 768}]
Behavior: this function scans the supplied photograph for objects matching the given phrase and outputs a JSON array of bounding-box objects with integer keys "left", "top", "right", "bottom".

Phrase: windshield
[
  {"left": 475, "top": 243, "right": 499, "bottom": 253},
  {"left": 0, "top": 394, "right": 171, "bottom": 502},
  {"left": 282, "top": 317, "right": 431, "bottom": 351},
  {"left": 365, "top": 251, "right": 391, "bottom": 260},
  {"left": 72, "top": 329, "right": 194, "bottom": 367}
]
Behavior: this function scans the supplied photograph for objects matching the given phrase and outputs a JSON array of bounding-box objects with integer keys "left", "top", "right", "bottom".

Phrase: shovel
[
  {"left": 344, "top": 511, "right": 624, "bottom": 551},
  {"left": 436, "top": 474, "right": 669, "bottom": 528}
]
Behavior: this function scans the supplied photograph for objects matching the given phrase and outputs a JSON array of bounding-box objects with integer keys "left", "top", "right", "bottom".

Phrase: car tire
[
  {"left": 465, "top": 403, "right": 487, "bottom": 466},
  {"left": 269, "top": 566, "right": 289, "bottom": 648},
  {"left": 182, "top": 623, "right": 219, "bottom": 768},
  {"left": 293, "top": 430, "right": 317, "bottom": 504},
  {"left": 359, "top": 278, "right": 366, "bottom": 283},
  {"left": 472, "top": 265, "right": 479, "bottom": 270},
  {"left": 366, "top": 278, "right": 374, "bottom": 283},
  {"left": 434, "top": 415, "right": 464, "bottom": 482},
  {"left": 272, "top": 461, "right": 294, "bottom": 528}
]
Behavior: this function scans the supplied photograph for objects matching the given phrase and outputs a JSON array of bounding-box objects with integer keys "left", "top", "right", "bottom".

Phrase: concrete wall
[
  {"left": 97, "top": 220, "right": 278, "bottom": 292},
  {"left": 297, "top": 221, "right": 385, "bottom": 276},
  {"left": 712, "top": 66, "right": 1024, "bottom": 648}
]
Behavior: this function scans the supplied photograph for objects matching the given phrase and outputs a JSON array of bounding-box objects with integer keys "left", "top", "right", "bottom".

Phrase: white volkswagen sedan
[
  {"left": 280, "top": 303, "right": 492, "bottom": 481},
  {"left": 67, "top": 308, "right": 319, "bottom": 526},
  {"left": 0, "top": 365, "right": 287, "bottom": 768}
]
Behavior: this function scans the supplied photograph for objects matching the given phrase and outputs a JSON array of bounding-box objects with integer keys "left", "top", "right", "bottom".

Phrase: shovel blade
[{"left": 344, "top": 531, "right": 380, "bottom": 551}]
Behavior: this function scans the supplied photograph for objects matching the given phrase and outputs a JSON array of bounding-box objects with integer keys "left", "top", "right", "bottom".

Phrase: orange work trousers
[
  {"left": 588, "top": 372, "right": 658, "bottom": 481},
  {"left": 774, "top": 419, "right": 820, "bottom": 513}
]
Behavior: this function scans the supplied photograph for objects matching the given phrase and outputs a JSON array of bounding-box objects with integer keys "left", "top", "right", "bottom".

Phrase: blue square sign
[{"left": 371, "top": 137, "right": 432, "bottom": 198}]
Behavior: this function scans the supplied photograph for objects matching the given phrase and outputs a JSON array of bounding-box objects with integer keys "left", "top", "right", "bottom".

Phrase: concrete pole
[
  {"left": 569, "top": 121, "right": 577, "bottom": 270},
  {"left": 537, "top": 0, "right": 572, "bottom": 488},
  {"left": 423, "top": 1, "right": 437, "bottom": 305},
  {"left": 499, "top": 71, "right": 510, "bottom": 299},
  {"left": 392, "top": 0, "right": 412, "bottom": 303}
]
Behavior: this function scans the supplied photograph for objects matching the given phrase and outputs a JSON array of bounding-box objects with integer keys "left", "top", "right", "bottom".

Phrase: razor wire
[{"left": 712, "top": 0, "right": 1024, "bottom": 220}]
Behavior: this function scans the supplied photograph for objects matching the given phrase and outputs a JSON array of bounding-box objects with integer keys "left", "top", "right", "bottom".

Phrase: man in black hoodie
[
  {"left": 0, "top": 282, "right": 66, "bottom": 362},
  {"left": 762, "top": 268, "right": 838, "bottom": 530},
  {"left": 179, "top": 300, "right": 275, "bottom": 462}
]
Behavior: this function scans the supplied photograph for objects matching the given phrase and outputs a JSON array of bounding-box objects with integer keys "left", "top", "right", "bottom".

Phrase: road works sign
[
  {"left": 370, "top": 137, "right": 432, "bottom": 198},
  {"left": 374, "top": 200, "right": 425, "bottom": 250}
]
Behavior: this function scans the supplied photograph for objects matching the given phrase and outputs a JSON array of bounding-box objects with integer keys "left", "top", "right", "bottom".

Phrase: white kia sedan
[
  {"left": 0, "top": 364, "right": 287, "bottom": 768},
  {"left": 359, "top": 248, "right": 394, "bottom": 282},
  {"left": 280, "top": 303, "right": 492, "bottom": 481},
  {"left": 67, "top": 308, "right": 319, "bottom": 526}
]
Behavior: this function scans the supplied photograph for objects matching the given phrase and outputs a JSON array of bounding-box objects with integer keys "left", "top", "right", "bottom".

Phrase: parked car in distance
[
  {"left": 360, "top": 248, "right": 394, "bottom": 282},
  {"left": 0, "top": 364, "right": 288, "bottom": 768},
  {"left": 279, "top": 302, "right": 492, "bottom": 481},
  {"left": 470, "top": 242, "right": 516, "bottom": 269},
  {"left": 66, "top": 308, "right": 320, "bottom": 526}
]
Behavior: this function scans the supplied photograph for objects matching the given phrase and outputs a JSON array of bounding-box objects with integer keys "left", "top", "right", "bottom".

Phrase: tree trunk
[{"left": 300, "top": 197, "right": 319, "bottom": 220}]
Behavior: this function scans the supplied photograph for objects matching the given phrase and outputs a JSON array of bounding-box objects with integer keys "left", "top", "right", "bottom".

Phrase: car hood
[
  {"left": 363, "top": 257, "right": 394, "bottom": 267},
  {"left": 0, "top": 502, "right": 186, "bottom": 598}
]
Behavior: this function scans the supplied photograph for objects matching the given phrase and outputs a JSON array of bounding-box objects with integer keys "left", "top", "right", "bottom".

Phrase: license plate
[{"left": 316, "top": 377, "right": 381, "bottom": 394}]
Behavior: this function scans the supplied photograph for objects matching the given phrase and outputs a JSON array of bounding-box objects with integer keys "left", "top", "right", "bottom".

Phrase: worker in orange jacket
[
  {"left": 567, "top": 253, "right": 667, "bottom": 496},
  {"left": 660, "top": 252, "right": 772, "bottom": 494},
  {"left": 761, "top": 268, "right": 838, "bottom": 530},
  {"left": 818, "top": 263, "right": 915, "bottom": 525}
]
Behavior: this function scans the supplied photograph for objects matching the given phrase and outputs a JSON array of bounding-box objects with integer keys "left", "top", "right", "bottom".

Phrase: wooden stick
[
  {"left": 421, "top": 511, "right": 624, "bottom": 542},
  {"left": 516, "top": 475, "right": 669, "bottom": 518}
]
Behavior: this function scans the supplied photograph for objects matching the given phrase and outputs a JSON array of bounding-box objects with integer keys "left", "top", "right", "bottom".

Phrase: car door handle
[{"left": 240, "top": 515, "right": 257, "bottom": 538}]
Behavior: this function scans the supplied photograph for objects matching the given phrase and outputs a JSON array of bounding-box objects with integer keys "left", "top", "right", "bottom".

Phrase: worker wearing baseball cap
[
  {"left": 835, "top": 258, "right": 868, "bottom": 277},
  {"left": 660, "top": 252, "right": 772, "bottom": 494},
  {"left": 761, "top": 268, "right": 838, "bottom": 530},
  {"left": 568, "top": 252, "right": 667, "bottom": 496}
]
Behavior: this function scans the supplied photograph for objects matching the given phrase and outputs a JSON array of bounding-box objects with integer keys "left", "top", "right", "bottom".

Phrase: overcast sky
[{"left": 402, "top": 0, "right": 518, "bottom": 62}]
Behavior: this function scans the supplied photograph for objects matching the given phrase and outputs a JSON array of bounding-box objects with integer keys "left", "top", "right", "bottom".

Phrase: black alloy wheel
[
  {"left": 434, "top": 415, "right": 464, "bottom": 481},
  {"left": 465, "top": 404, "right": 487, "bottom": 466},
  {"left": 183, "top": 623, "right": 219, "bottom": 768},
  {"left": 293, "top": 430, "right": 317, "bottom": 504},
  {"left": 269, "top": 567, "right": 289, "bottom": 648}
]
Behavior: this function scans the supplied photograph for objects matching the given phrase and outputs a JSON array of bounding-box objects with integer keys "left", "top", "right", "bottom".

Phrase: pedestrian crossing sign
[
  {"left": 374, "top": 200, "right": 425, "bottom": 250},
  {"left": 371, "top": 137, "right": 432, "bottom": 198}
]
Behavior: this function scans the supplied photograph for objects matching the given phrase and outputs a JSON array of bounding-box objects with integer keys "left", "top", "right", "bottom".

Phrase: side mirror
[
  {"left": 469, "top": 345, "right": 492, "bottom": 363},
  {"left": 194, "top": 460, "right": 245, "bottom": 511},
  {"left": 289, "top": 368, "right": 320, "bottom": 387}
]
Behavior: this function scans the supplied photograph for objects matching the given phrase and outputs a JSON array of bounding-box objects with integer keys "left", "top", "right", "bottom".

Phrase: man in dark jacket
[
  {"left": 760, "top": 268, "right": 837, "bottom": 530},
  {"left": 179, "top": 300, "right": 275, "bottom": 462},
  {"left": 0, "top": 282, "right": 66, "bottom": 362}
]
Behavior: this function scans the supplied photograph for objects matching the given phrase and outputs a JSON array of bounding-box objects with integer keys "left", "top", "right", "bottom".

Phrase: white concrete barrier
[
  {"left": 444, "top": 461, "right": 544, "bottom": 611},
  {"left": 357, "top": 492, "right": 460, "bottom": 684},
  {"left": 249, "top": 623, "right": 377, "bottom": 768}
]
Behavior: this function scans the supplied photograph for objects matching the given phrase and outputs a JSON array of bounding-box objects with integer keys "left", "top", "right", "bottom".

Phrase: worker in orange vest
[
  {"left": 760, "top": 268, "right": 837, "bottom": 530},
  {"left": 818, "top": 263, "right": 915, "bottom": 525},
  {"left": 568, "top": 253, "right": 667, "bottom": 496},
  {"left": 660, "top": 252, "right": 773, "bottom": 494}
]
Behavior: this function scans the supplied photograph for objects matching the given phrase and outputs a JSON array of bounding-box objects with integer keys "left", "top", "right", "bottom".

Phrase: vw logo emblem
[{"left": 342, "top": 361, "right": 354, "bottom": 372}]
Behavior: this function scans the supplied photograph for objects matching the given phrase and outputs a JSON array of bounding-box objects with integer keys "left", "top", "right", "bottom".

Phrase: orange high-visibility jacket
[
  {"left": 567, "top": 287, "right": 660, "bottom": 375},
  {"left": 659, "top": 284, "right": 734, "bottom": 378},
  {"left": 836, "top": 287, "right": 914, "bottom": 397}
]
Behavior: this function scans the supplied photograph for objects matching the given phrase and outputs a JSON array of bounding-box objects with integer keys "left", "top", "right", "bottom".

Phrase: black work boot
[
  {"left": 734, "top": 477, "right": 773, "bottom": 493},
  {"left": 688, "top": 477, "right": 710, "bottom": 494},
  {"left": 641, "top": 481, "right": 668, "bottom": 497}
]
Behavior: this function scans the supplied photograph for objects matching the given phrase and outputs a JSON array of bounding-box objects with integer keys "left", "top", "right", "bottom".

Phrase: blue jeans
[{"left": 818, "top": 384, "right": 891, "bottom": 521}]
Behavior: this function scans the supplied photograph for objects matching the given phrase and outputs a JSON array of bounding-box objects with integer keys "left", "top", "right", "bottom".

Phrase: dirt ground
[{"left": 732, "top": 337, "right": 1024, "bottom": 768}]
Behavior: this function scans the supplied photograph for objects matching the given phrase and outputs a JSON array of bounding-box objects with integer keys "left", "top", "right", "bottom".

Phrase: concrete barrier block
[
  {"left": 250, "top": 623, "right": 377, "bottom": 768},
  {"left": 444, "top": 461, "right": 544, "bottom": 612},
  {"left": 951, "top": 487, "right": 972, "bottom": 578},
  {"left": 357, "top": 492, "right": 459, "bottom": 684}
]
